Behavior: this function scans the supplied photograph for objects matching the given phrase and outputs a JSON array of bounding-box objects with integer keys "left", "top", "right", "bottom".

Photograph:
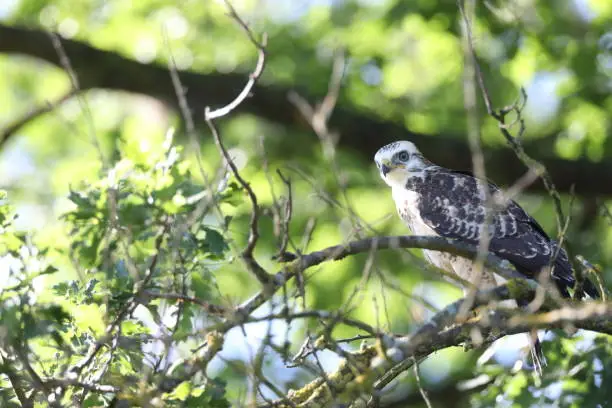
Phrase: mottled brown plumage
[{"left": 374, "top": 140, "right": 599, "bottom": 373}]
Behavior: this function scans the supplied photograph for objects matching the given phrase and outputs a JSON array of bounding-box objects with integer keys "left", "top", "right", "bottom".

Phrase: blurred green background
[{"left": 1, "top": 0, "right": 611, "bottom": 406}]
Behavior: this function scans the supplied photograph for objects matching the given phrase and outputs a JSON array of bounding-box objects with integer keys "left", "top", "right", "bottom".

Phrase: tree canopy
[{"left": 0, "top": 0, "right": 611, "bottom": 406}]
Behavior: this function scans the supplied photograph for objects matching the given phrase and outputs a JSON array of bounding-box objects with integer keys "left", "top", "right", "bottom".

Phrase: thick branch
[
  {"left": 266, "top": 283, "right": 612, "bottom": 407},
  {"left": 236, "top": 235, "right": 523, "bottom": 323},
  {"left": 1, "top": 24, "right": 612, "bottom": 195},
  {"left": 234, "top": 235, "right": 609, "bottom": 406}
]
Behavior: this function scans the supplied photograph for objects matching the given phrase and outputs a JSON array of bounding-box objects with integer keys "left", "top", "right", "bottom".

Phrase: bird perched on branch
[{"left": 374, "top": 140, "right": 599, "bottom": 372}]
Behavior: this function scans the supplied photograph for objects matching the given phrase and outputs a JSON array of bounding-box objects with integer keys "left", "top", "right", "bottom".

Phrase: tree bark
[{"left": 2, "top": 23, "right": 611, "bottom": 195}]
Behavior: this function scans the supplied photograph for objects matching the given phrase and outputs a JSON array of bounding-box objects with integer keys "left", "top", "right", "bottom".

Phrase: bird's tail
[
  {"left": 517, "top": 297, "right": 546, "bottom": 376},
  {"left": 528, "top": 333, "right": 546, "bottom": 377}
]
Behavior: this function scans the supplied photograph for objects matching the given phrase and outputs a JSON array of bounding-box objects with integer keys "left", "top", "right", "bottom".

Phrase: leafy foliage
[
  {"left": 0, "top": 132, "right": 234, "bottom": 407},
  {"left": 472, "top": 334, "right": 612, "bottom": 407},
  {"left": 0, "top": 0, "right": 611, "bottom": 406}
]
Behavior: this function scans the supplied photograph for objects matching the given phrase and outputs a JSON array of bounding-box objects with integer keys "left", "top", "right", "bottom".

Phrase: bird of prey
[{"left": 374, "top": 140, "right": 599, "bottom": 371}]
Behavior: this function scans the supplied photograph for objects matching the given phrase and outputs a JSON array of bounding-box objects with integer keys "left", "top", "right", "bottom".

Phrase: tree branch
[
  {"left": 218, "top": 233, "right": 609, "bottom": 406},
  {"left": 264, "top": 283, "right": 612, "bottom": 407},
  {"left": 2, "top": 23, "right": 612, "bottom": 195},
  {"left": 205, "top": 0, "right": 270, "bottom": 285},
  {"left": 231, "top": 235, "right": 524, "bottom": 333},
  {"left": 0, "top": 89, "right": 77, "bottom": 147}
]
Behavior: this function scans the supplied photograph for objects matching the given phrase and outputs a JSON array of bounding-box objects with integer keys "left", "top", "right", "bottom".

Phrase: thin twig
[
  {"left": 204, "top": 0, "right": 270, "bottom": 285},
  {"left": 47, "top": 32, "right": 106, "bottom": 167},
  {"left": 231, "top": 235, "right": 524, "bottom": 330},
  {"left": 456, "top": 1, "right": 565, "bottom": 231},
  {"left": 143, "top": 291, "right": 227, "bottom": 315},
  {"left": 205, "top": 1, "right": 267, "bottom": 120},
  {"left": 269, "top": 287, "right": 611, "bottom": 407},
  {"left": 492, "top": 166, "right": 543, "bottom": 209},
  {"left": 276, "top": 169, "right": 294, "bottom": 258},
  {"left": 0, "top": 90, "right": 78, "bottom": 148},
  {"left": 206, "top": 119, "right": 270, "bottom": 284},
  {"left": 413, "top": 356, "right": 433, "bottom": 408},
  {"left": 68, "top": 221, "right": 170, "bottom": 377},
  {"left": 456, "top": 0, "right": 494, "bottom": 322},
  {"left": 247, "top": 310, "right": 378, "bottom": 335},
  {"left": 0, "top": 356, "right": 33, "bottom": 408}
]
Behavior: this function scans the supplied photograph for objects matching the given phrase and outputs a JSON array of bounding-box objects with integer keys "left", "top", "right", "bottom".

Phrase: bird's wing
[{"left": 414, "top": 169, "right": 576, "bottom": 293}]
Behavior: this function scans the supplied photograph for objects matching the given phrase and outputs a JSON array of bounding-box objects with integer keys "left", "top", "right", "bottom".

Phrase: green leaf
[
  {"left": 174, "top": 303, "right": 195, "bottom": 340},
  {"left": 173, "top": 381, "right": 191, "bottom": 401},
  {"left": 505, "top": 372, "right": 528, "bottom": 398},
  {"left": 199, "top": 227, "right": 228, "bottom": 258},
  {"left": 82, "top": 395, "right": 106, "bottom": 408},
  {"left": 191, "top": 273, "right": 212, "bottom": 300}
]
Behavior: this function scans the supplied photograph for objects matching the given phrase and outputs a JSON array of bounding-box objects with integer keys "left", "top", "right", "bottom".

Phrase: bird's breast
[{"left": 391, "top": 187, "right": 437, "bottom": 236}]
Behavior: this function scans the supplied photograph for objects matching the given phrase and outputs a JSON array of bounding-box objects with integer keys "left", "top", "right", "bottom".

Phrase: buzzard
[{"left": 374, "top": 140, "right": 599, "bottom": 371}]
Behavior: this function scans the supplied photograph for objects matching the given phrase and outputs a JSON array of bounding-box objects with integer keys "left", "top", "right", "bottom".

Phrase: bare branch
[
  {"left": 456, "top": 1, "right": 565, "bottom": 230},
  {"left": 203, "top": 1, "right": 270, "bottom": 285},
  {"left": 457, "top": 0, "right": 494, "bottom": 320},
  {"left": 45, "top": 378, "right": 119, "bottom": 394},
  {"left": 205, "top": 1, "right": 267, "bottom": 120},
  {"left": 246, "top": 310, "right": 379, "bottom": 336},
  {"left": 267, "top": 281, "right": 612, "bottom": 407},
  {"left": 413, "top": 356, "right": 433, "bottom": 408},
  {"left": 234, "top": 235, "right": 524, "bottom": 326},
  {"left": 47, "top": 31, "right": 105, "bottom": 166},
  {"left": 206, "top": 119, "right": 270, "bottom": 284},
  {"left": 2, "top": 24, "right": 611, "bottom": 195},
  {"left": 0, "top": 90, "right": 77, "bottom": 148},
  {"left": 492, "top": 166, "right": 543, "bottom": 209},
  {"left": 507, "top": 300, "right": 612, "bottom": 328},
  {"left": 143, "top": 291, "right": 227, "bottom": 315},
  {"left": 276, "top": 169, "right": 294, "bottom": 258}
]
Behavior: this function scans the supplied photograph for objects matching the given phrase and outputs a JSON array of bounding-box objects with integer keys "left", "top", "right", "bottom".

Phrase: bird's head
[{"left": 374, "top": 141, "right": 431, "bottom": 187}]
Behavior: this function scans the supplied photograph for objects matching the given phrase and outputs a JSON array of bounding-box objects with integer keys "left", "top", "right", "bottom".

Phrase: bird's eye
[{"left": 397, "top": 151, "right": 410, "bottom": 162}]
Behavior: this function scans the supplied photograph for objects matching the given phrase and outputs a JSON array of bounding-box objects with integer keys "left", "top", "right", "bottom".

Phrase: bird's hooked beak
[{"left": 378, "top": 159, "right": 393, "bottom": 176}]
